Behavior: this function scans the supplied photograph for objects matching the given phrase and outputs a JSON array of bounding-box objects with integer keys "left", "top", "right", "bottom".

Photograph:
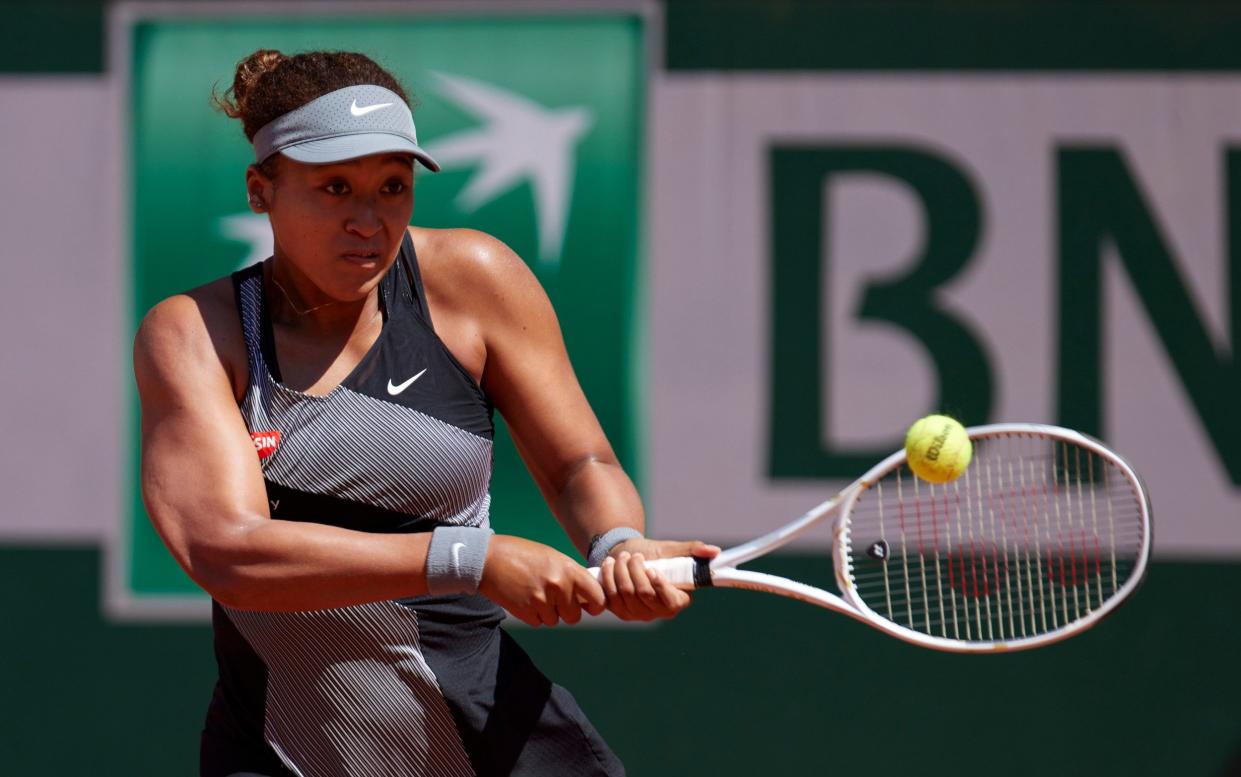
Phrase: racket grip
[{"left": 586, "top": 556, "right": 702, "bottom": 589}]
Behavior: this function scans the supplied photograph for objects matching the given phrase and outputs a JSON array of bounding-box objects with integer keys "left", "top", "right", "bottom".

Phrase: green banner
[{"left": 125, "top": 12, "right": 646, "bottom": 609}]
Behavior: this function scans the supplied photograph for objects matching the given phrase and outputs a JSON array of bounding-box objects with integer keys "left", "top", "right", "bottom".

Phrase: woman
[{"left": 134, "top": 49, "right": 717, "bottom": 777}]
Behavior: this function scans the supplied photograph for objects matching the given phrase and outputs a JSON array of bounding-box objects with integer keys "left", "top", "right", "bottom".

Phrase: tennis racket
[{"left": 593, "top": 423, "right": 1151, "bottom": 653}]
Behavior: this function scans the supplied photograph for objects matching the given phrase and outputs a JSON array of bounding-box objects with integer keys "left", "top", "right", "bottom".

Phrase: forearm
[
  {"left": 550, "top": 458, "right": 645, "bottom": 558},
  {"left": 193, "top": 517, "right": 434, "bottom": 611}
]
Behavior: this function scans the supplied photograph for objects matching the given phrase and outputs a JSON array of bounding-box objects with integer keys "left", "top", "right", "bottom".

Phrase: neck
[{"left": 265, "top": 258, "right": 381, "bottom": 333}]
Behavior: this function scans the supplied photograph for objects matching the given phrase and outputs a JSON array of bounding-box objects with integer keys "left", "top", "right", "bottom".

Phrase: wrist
[
  {"left": 587, "top": 527, "right": 643, "bottom": 567},
  {"left": 425, "top": 525, "right": 493, "bottom": 595}
]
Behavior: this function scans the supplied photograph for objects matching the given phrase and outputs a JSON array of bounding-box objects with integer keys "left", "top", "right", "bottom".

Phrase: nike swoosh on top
[
  {"left": 351, "top": 99, "right": 393, "bottom": 117},
  {"left": 386, "top": 368, "right": 427, "bottom": 396}
]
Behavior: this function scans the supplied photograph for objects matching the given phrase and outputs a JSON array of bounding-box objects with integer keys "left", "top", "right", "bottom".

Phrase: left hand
[{"left": 598, "top": 539, "right": 721, "bottom": 622}]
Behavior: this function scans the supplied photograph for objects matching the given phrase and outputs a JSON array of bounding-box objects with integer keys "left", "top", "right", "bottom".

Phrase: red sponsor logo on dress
[{"left": 250, "top": 431, "right": 281, "bottom": 459}]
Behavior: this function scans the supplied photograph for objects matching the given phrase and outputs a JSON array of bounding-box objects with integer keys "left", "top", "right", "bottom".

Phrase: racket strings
[{"left": 845, "top": 433, "right": 1145, "bottom": 644}]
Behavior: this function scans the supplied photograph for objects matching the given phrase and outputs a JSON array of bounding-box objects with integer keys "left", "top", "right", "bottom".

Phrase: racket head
[{"left": 834, "top": 424, "right": 1152, "bottom": 653}]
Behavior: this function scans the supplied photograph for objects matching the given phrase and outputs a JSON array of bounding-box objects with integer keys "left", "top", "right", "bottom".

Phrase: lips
[{"left": 341, "top": 248, "right": 382, "bottom": 264}]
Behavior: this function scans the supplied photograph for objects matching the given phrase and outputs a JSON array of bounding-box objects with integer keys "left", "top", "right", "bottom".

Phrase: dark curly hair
[{"left": 212, "top": 49, "right": 413, "bottom": 174}]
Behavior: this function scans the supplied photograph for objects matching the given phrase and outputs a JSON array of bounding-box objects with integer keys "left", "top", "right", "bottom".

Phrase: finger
[
  {"left": 610, "top": 552, "right": 645, "bottom": 620},
  {"left": 628, "top": 553, "right": 659, "bottom": 600},
  {"left": 648, "top": 540, "right": 722, "bottom": 559},
  {"left": 577, "top": 591, "right": 607, "bottom": 618},
  {"left": 599, "top": 556, "right": 619, "bottom": 599},
  {"left": 621, "top": 554, "right": 659, "bottom": 621},
  {"left": 690, "top": 541, "right": 723, "bottom": 558},
  {"left": 668, "top": 541, "right": 722, "bottom": 559},
  {"left": 510, "top": 607, "right": 542, "bottom": 628},
  {"left": 554, "top": 579, "right": 584, "bottom": 625},
  {"left": 599, "top": 556, "right": 632, "bottom": 620},
  {"left": 533, "top": 598, "right": 559, "bottom": 627},
  {"left": 556, "top": 598, "right": 583, "bottom": 625},
  {"left": 571, "top": 565, "right": 607, "bottom": 616},
  {"left": 648, "top": 567, "right": 691, "bottom": 612},
  {"left": 641, "top": 568, "right": 682, "bottom": 618}
]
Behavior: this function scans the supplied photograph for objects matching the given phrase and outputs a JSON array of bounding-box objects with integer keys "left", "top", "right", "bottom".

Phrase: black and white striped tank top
[
  {"left": 238, "top": 233, "right": 493, "bottom": 530},
  {"left": 209, "top": 232, "right": 502, "bottom": 776}
]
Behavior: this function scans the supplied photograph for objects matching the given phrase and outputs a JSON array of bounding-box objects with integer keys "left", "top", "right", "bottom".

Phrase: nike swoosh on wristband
[
  {"left": 387, "top": 368, "right": 427, "bottom": 396},
  {"left": 450, "top": 542, "right": 466, "bottom": 572},
  {"left": 351, "top": 99, "right": 393, "bottom": 117}
]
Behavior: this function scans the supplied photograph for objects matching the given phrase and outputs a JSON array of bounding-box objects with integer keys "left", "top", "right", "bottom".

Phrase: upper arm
[
  {"left": 133, "top": 291, "right": 269, "bottom": 591},
  {"left": 442, "top": 231, "right": 618, "bottom": 499}
]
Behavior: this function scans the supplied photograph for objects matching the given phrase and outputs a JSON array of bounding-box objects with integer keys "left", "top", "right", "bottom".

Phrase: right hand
[{"left": 479, "top": 535, "right": 607, "bottom": 626}]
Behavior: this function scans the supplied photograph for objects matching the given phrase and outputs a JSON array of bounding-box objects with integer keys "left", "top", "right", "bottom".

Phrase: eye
[
  {"left": 323, "top": 181, "right": 350, "bottom": 195},
  {"left": 382, "top": 180, "right": 410, "bottom": 195}
]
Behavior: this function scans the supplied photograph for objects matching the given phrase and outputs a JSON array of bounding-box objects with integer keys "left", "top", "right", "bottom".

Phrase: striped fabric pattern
[
  {"left": 227, "top": 602, "right": 475, "bottom": 777},
  {"left": 224, "top": 265, "right": 494, "bottom": 775},
  {"left": 236, "top": 273, "right": 493, "bottom": 527}
]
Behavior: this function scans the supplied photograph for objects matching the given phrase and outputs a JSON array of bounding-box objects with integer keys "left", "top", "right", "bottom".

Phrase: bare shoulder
[
  {"left": 134, "top": 276, "right": 247, "bottom": 398},
  {"left": 409, "top": 226, "right": 545, "bottom": 313}
]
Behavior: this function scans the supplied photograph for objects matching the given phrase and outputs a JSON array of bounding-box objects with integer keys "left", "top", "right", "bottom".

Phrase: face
[{"left": 246, "top": 152, "right": 415, "bottom": 302}]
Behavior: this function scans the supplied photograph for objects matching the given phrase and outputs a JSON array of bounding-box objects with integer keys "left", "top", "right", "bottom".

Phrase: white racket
[{"left": 593, "top": 423, "right": 1151, "bottom": 653}]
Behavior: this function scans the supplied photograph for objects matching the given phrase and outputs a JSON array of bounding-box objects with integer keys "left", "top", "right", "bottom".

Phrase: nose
[{"left": 344, "top": 197, "right": 382, "bottom": 238}]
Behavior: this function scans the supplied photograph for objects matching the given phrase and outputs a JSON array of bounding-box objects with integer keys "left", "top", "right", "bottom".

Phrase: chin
[{"left": 322, "top": 255, "right": 392, "bottom": 296}]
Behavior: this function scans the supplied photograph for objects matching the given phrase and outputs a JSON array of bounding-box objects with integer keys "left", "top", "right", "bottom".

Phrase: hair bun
[
  {"left": 212, "top": 49, "right": 411, "bottom": 144},
  {"left": 212, "top": 49, "right": 286, "bottom": 122}
]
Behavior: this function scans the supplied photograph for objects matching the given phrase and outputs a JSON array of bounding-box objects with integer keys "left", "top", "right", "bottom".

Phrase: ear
[{"left": 245, "top": 163, "right": 275, "bottom": 213}]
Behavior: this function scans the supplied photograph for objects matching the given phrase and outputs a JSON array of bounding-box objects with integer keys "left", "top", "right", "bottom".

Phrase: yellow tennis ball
[{"left": 904, "top": 414, "right": 973, "bottom": 484}]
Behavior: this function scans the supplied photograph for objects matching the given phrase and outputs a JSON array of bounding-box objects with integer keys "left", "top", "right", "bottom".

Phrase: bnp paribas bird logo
[
  {"left": 423, "top": 72, "right": 594, "bottom": 267},
  {"left": 221, "top": 73, "right": 593, "bottom": 270}
]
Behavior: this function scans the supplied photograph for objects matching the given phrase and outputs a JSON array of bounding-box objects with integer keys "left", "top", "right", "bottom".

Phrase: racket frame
[{"left": 649, "top": 423, "right": 1152, "bottom": 653}]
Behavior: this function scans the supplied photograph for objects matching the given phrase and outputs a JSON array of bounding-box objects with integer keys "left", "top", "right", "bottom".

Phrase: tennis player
[{"left": 134, "top": 49, "right": 717, "bottom": 777}]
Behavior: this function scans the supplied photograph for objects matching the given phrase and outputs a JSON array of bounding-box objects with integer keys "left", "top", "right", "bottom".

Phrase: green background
[
  {"left": 127, "top": 14, "right": 645, "bottom": 596},
  {"left": 0, "top": 1, "right": 1238, "bottom": 775},
  {"left": 3, "top": 548, "right": 1238, "bottom": 774}
]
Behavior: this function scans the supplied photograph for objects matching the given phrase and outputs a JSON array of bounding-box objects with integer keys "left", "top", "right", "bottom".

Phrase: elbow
[
  {"left": 185, "top": 545, "right": 250, "bottom": 608},
  {"left": 552, "top": 454, "right": 618, "bottom": 496},
  {"left": 194, "top": 563, "right": 252, "bottom": 609},
  {"left": 193, "top": 558, "right": 276, "bottom": 611},
  {"left": 182, "top": 521, "right": 267, "bottom": 609}
]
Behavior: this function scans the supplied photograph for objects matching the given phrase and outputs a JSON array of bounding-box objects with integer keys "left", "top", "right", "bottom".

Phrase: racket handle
[{"left": 586, "top": 556, "right": 708, "bottom": 589}]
